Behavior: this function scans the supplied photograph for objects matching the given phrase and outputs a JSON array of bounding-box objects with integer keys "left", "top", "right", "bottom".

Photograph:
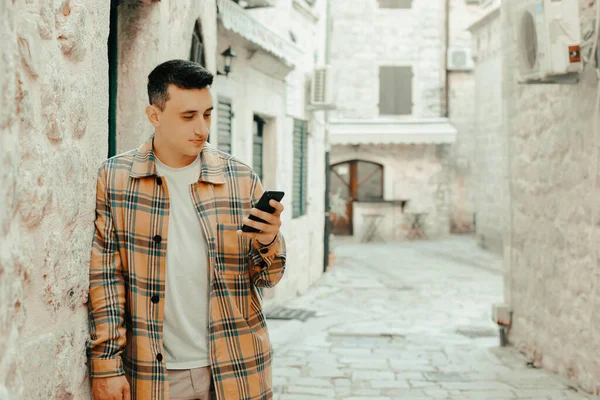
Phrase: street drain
[
  {"left": 455, "top": 328, "right": 497, "bottom": 339},
  {"left": 389, "top": 285, "right": 414, "bottom": 291},
  {"left": 424, "top": 372, "right": 466, "bottom": 382},
  {"left": 265, "top": 306, "right": 316, "bottom": 322}
]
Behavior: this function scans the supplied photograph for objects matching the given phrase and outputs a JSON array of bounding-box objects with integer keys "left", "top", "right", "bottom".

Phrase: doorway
[{"left": 329, "top": 160, "right": 384, "bottom": 235}]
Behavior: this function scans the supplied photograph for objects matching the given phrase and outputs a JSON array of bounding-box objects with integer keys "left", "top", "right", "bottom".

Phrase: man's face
[{"left": 152, "top": 85, "right": 213, "bottom": 157}]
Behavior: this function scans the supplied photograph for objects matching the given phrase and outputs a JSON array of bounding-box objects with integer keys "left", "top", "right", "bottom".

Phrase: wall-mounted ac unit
[
  {"left": 516, "top": 0, "right": 582, "bottom": 83},
  {"left": 309, "top": 65, "right": 335, "bottom": 109},
  {"left": 447, "top": 47, "right": 474, "bottom": 71}
]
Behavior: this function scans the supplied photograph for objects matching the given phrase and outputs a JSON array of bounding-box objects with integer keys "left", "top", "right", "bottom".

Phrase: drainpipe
[
  {"left": 443, "top": 0, "right": 450, "bottom": 118},
  {"left": 323, "top": 0, "right": 332, "bottom": 273},
  {"left": 108, "top": 0, "right": 119, "bottom": 157}
]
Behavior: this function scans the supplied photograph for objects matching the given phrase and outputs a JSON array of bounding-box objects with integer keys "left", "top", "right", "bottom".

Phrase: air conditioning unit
[
  {"left": 447, "top": 47, "right": 474, "bottom": 71},
  {"left": 309, "top": 65, "right": 335, "bottom": 109},
  {"left": 516, "top": 0, "right": 583, "bottom": 83}
]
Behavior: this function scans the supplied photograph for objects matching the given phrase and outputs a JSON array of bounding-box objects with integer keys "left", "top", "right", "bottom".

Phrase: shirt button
[
  {"left": 156, "top": 353, "right": 163, "bottom": 362},
  {"left": 151, "top": 295, "right": 159, "bottom": 304},
  {"left": 156, "top": 177, "right": 162, "bottom": 185},
  {"left": 259, "top": 248, "right": 269, "bottom": 254},
  {"left": 153, "top": 235, "right": 162, "bottom": 244}
]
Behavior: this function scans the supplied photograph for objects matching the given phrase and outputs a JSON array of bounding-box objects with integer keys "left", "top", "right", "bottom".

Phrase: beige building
[
  {"left": 447, "top": 0, "right": 484, "bottom": 238},
  {"left": 472, "top": 0, "right": 600, "bottom": 393},
  {"left": 465, "top": 2, "right": 505, "bottom": 254},
  {"left": 326, "top": 0, "right": 459, "bottom": 242},
  {"left": 0, "top": 1, "right": 218, "bottom": 398}
]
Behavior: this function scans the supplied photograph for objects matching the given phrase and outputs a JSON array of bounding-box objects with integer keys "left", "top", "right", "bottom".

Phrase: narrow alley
[{"left": 267, "top": 237, "right": 598, "bottom": 400}]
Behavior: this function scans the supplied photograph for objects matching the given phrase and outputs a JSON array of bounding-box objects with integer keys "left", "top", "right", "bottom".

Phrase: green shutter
[
  {"left": 293, "top": 119, "right": 308, "bottom": 218},
  {"left": 253, "top": 116, "right": 264, "bottom": 181},
  {"left": 217, "top": 98, "right": 233, "bottom": 154},
  {"left": 379, "top": 66, "right": 413, "bottom": 115}
]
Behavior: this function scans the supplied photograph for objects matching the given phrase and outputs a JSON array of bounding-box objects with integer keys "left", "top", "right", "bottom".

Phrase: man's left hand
[{"left": 237, "top": 200, "right": 284, "bottom": 246}]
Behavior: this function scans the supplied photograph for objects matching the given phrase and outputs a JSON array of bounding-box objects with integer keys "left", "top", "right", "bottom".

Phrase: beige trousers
[{"left": 167, "top": 367, "right": 215, "bottom": 400}]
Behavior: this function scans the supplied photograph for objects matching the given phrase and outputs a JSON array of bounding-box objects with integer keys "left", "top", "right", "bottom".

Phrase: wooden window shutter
[
  {"left": 379, "top": 66, "right": 413, "bottom": 115},
  {"left": 293, "top": 119, "right": 308, "bottom": 218},
  {"left": 377, "top": 0, "right": 412, "bottom": 9},
  {"left": 217, "top": 98, "right": 233, "bottom": 154}
]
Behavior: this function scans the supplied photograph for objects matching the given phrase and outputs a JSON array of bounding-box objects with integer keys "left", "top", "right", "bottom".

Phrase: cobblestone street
[{"left": 267, "top": 236, "right": 599, "bottom": 400}]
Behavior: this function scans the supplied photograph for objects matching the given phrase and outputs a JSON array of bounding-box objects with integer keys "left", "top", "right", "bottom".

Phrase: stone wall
[
  {"left": 502, "top": 0, "right": 600, "bottom": 392},
  {"left": 470, "top": 6, "right": 505, "bottom": 253},
  {"left": 447, "top": 0, "right": 481, "bottom": 234},
  {"left": 0, "top": 1, "right": 110, "bottom": 398},
  {"left": 116, "top": 0, "right": 218, "bottom": 153},
  {"left": 332, "top": 143, "right": 451, "bottom": 239},
  {"left": 328, "top": 0, "right": 443, "bottom": 120},
  {"left": 0, "top": 1, "right": 219, "bottom": 398}
]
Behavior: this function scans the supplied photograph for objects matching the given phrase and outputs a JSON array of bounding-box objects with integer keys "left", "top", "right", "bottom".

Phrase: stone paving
[{"left": 266, "top": 236, "right": 599, "bottom": 400}]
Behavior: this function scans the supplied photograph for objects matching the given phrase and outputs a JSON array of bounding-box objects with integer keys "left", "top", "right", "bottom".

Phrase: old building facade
[
  {"left": 211, "top": 0, "right": 329, "bottom": 303},
  {"left": 1, "top": 0, "right": 329, "bottom": 397},
  {"left": 466, "top": 2, "right": 505, "bottom": 254},
  {"left": 470, "top": 0, "right": 600, "bottom": 393},
  {"left": 1, "top": 1, "right": 112, "bottom": 398},
  {"left": 447, "top": 0, "right": 482, "bottom": 238},
  {"left": 503, "top": 0, "right": 600, "bottom": 393},
  {"left": 327, "top": 0, "right": 459, "bottom": 241}
]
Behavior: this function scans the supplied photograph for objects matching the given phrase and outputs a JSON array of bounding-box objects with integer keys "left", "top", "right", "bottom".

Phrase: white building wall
[
  {"left": 329, "top": 0, "right": 444, "bottom": 120},
  {"left": 502, "top": 0, "right": 600, "bottom": 393},
  {"left": 470, "top": 8, "right": 505, "bottom": 253},
  {"left": 328, "top": 0, "right": 453, "bottom": 239},
  {"left": 215, "top": 0, "right": 328, "bottom": 303},
  {"left": 447, "top": 0, "right": 482, "bottom": 234}
]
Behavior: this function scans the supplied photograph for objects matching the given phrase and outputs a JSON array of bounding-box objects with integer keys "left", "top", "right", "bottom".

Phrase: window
[
  {"left": 190, "top": 20, "right": 206, "bottom": 66},
  {"left": 378, "top": 0, "right": 412, "bottom": 8},
  {"left": 253, "top": 115, "right": 265, "bottom": 181},
  {"left": 293, "top": 119, "right": 308, "bottom": 218},
  {"left": 217, "top": 98, "right": 233, "bottom": 154},
  {"left": 379, "top": 66, "right": 413, "bottom": 115}
]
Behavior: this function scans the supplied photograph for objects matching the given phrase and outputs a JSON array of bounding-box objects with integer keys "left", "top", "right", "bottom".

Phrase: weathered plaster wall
[
  {"left": 0, "top": 1, "right": 110, "bottom": 398},
  {"left": 502, "top": 0, "right": 600, "bottom": 393},
  {"left": 116, "top": 0, "right": 218, "bottom": 153}
]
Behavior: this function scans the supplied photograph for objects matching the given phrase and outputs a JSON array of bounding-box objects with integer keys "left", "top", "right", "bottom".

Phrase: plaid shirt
[{"left": 87, "top": 138, "right": 286, "bottom": 400}]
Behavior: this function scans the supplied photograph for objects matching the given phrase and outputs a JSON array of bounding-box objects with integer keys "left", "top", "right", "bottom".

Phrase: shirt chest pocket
[{"left": 215, "top": 223, "right": 250, "bottom": 275}]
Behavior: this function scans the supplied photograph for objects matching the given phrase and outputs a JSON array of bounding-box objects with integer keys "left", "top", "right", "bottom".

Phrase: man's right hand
[{"left": 92, "top": 375, "right": 131, "bottom": 400}]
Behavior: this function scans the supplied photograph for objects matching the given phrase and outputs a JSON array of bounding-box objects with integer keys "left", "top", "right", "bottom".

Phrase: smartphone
[{"left": 241, "top": 190, "right": 285, "bottom": 233}]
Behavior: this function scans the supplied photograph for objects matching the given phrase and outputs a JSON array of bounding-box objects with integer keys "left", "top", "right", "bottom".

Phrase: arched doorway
[{"left": 329, "top": 160, "right": 384, "bottom": 235}]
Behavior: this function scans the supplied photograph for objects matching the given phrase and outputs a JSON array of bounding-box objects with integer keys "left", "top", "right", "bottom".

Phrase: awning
[
  {"left": 329, "top": 118, "right": 457, "bottom": 145},
  {"left": 217, "top": 0, "right": 301, "bottom": 67}
]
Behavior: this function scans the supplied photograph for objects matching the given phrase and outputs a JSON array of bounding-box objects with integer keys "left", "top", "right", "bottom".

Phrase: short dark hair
[{"left": 147, "top": 60, "right": 214, "bottom": 110}]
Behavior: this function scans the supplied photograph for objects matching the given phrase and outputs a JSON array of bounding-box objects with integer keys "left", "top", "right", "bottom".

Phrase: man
[{"left": 87, "top": 60, "right": 286, "bottom": 400}]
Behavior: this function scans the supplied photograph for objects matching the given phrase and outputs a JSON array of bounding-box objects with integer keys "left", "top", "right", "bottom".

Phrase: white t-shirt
[{"left": 155, "top": 155, "right": 211, "bottom": 369}]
